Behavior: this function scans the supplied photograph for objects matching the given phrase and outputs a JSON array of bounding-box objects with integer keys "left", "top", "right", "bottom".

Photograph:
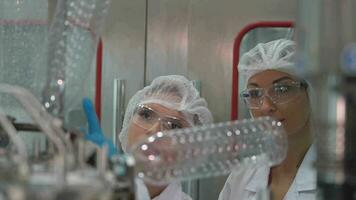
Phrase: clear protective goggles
[
  {"left": 132, "top": 104, "right": 191, "bottom": 131},
  {"left": 240, "top": 80, "right": 308, "bottom": 109}
]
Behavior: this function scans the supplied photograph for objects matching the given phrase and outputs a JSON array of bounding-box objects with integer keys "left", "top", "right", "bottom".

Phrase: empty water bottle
[{"left": 129, "top": 116, "right": 287, "bottom": 185}]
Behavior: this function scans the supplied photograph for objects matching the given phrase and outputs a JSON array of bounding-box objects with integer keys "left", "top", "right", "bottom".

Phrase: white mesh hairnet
[
  {"left": 238, "top": 39, "right": 318, "bottom": 137},
  {"left": 238, "top": 39, "right": 297, "bottom": 85},
  {"left": 118, "top": 75, "right": 213, "bottom": 151}
]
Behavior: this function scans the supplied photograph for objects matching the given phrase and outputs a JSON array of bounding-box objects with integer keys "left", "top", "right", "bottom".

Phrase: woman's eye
[
  {"left": 166, "top": 121, "right": 183, "bottom": 130},
  {"left": 138, "top": 108, "right": 154, "bottom": 120},
  {"left": 249, "top": 90, "right": 262, "bottom": 98},
  {"left": 274, "top": 85, "right": 292, "bottom": 94},
  {"left": 171, "top": 123, "right": 182, "bottom": 129}
]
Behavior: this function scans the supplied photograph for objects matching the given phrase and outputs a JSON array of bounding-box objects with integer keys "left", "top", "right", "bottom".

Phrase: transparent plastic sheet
[
  {"left": 0, "top": 0, "right": 48, "bottom": 122},
  {"left": 129, "top": 116, "right": 287, "bottom": 185},
  {"left": 42, "top": 0, "right": 110, "bottom": 117}
]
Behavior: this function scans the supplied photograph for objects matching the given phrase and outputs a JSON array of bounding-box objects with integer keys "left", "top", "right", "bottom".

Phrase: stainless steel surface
[
  {"left": 119, "top": 80, "right": 126, "bottom": 135},
  {"left": 112, "top": 79, "right": 119, "bottom": 146},
  {"left": 146, "top": 0, "right": 190, "bottom": 84},
  {"left": 100, "top": 0, "right": 146, "bottom": 139},
  {"left": 144, "top": 0, "right": 298, "bottom": 119},
  {"left": 112, "top": 79, "right": 126, "bottom": 148}
]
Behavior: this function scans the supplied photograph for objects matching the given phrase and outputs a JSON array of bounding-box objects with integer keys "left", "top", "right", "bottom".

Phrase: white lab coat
[
  {"left": 135, "top": 178, "right": 192, "bottom": 200},
  {"left": 218, "top": 145, "right": 316, "bottom": 200}
]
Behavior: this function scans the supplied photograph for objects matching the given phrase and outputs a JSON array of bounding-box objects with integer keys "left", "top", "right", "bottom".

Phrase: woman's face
[
  {"left": 246, "top": 70, "right": 310, "bottom": 136},
  {"left": 126, "top": 103, "right": 190, "bottom": 149}
]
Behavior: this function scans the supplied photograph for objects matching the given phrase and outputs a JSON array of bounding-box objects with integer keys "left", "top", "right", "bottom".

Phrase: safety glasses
[
  {"left": 132, "top": 104, "right": 191, "bottom": 131},
  {"left": 240, "top": 81, "right": 308, "bottom": 109}
]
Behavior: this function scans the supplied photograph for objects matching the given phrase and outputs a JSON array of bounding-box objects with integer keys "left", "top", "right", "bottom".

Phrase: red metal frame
[
  {"left": 231, "top": 21, "right": 294, "bottom": 120},
  {"left": 95, "top": 39, "right": 103, "bottom": 121}
]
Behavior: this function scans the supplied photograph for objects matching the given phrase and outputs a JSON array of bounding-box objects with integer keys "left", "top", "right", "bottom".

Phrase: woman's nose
[
  {"left": 145, "top": 121, "right": 162, "bottom": 135},
  {"left": 259, "top": 96, "right": 277, "bottom": 114}
]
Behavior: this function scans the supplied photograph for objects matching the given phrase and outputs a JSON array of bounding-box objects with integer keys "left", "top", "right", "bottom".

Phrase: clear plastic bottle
[
  {"left": 129, "top": 116, "right": 287, "bottom": 185},
  {"left": 42, "top": 0, "right": 110, "bottom": 117}
]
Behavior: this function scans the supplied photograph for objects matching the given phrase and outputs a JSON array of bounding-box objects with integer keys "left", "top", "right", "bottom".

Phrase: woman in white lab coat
[
  {"left": 118, "top": 75, "right": 213, "bottom": 200},
  {"left": 219, "top": 39, "right": 316, "bottom": 200}
]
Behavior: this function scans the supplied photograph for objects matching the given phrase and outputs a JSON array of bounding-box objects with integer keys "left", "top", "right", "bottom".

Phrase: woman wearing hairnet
[
  {"left": 218, "top": 39, "right": 316, "bottom": 200},
  {"left": 119, "top": 75, "right": 213, "bottom": 200}
]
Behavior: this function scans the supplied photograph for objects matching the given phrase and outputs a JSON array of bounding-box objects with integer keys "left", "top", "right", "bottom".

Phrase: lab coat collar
[
  {"left": 135, "top": 178, "right": 184, "bottom": 200},
  {"left": 295, "top": 144, "right": 317, "bottom": 191},
  {"left": 153, "top": 182, "right": 183, "bottom": 200},
  {"left": 245, "top": 165, "right": 270, "bottom": 193},
  {"left": 244, "top": 144, "right": 316, "bottom": 193}
]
